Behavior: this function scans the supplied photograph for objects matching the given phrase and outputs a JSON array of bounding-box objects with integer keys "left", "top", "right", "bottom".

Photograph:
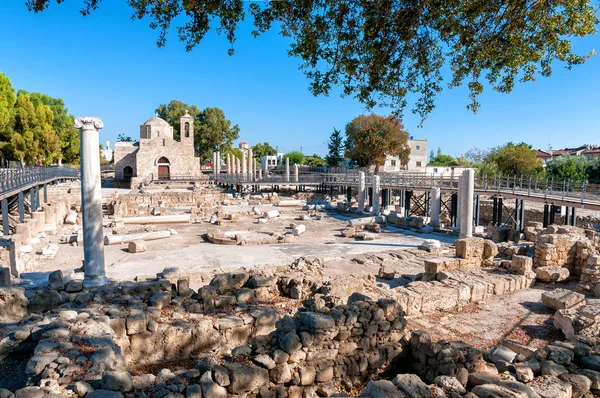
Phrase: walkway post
[
  {"left": 357, "top": 171, "right": 366, "bottom": 212},
  {"left": 75, "top": 117, "right": 107, "bottom": 287},
  {"left": 459, "top": 169, "right": 475, "bottom": 238}
]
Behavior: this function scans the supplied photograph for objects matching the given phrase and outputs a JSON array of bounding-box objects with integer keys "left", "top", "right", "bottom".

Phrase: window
[
  {"left": 416, "top": 161, "right": 422, "bottom": 167},
  {"left": 185, "top": 122, "right": 190, "bottom": 138},
  {"left": 163, "top": 139, "right": 166, "bottom": 146},
  {"left": 416, "top": 145, "right": 420, "bottom": 150},
  {"left": 158, "top": 157, "right": 170, "bottom": 164},
  {"left": 433, "top": 168, "right": 438, "bottom": 173},
  {"left": 391, "top": 160, "right": 396, "bottom": 167}
]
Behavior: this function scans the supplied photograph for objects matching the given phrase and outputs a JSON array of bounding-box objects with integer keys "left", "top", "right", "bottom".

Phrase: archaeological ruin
[{"left": 2, "top": 120, "right": 600, "bottom": 398}]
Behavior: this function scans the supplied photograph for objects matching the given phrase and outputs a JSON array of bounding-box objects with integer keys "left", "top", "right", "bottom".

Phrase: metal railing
[
  {"left": 0, "top": 166, "right": 79, "bottom": 197},
  {"left": 212, "top": 170, "right": 600, "bottom": 208}
]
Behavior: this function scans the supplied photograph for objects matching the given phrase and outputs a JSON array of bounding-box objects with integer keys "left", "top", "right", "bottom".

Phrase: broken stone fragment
[
  {"left": 128, "top": 240, "right": 146, "bottom": 253},
  {"left": 378, "top": 266, "right": 395, "bottom": 280},
  {"left": 29, "top": 289, "right": 61, "bottom": 313},
  {"left": 47, "top": 270, "right": 64, "bottom": 290},
  {"left": 535, "top": 266, "right": 569, "bottom": 283},
  {"left": 148, "top": 292, "right": 171, "bottom": 309},
  {"left": 341, "top": 226, "right": 356, "bottom": 238},
  {"left": 292, "top": 224, "right": 306, "bottom": 236}
]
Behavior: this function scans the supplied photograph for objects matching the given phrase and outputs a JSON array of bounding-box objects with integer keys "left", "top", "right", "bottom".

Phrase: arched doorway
[
  {"left": 123, "top": 166, "right": 133, "bottom": 180},
  {"left": 157, "top": 157, "right": 170, "bottom": 180}
]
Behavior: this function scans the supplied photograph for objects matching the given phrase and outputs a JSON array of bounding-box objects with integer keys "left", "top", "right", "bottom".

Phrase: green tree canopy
[
  {"left": 305, "top": 154, "right": 326, "bottom": 167},
  {"left": 117, "top": 133, "right": 133, "bottom": 142},
  {"left": 345, "top": 114, "right": 410, "bottom": 174},
  {"left": 156, "top": 101, "right": 240, "bottom": 162},
  {"left": 488, "top": 142, "right": 542, "bottom": 177},
  {"left": 0, "top": 73, "right": 16, "bottom": 162},
  {"left": 325, "top": 128, "right": 344, "bottom": 167},
  {"left": 251, "top": 142, "right": 276, "bottom": 159},
  {"left": 546, "top": 154, "right": 589, "bottom": 182},
  {"left": 27, "top": 1, "right": 598, "bottom": 121},
  {"left": 283, "top": 151, "right": 306, "bottom": 166},
  {"left": 429, "top": 152, "right": 459, "bottom": 166},
  {"left": 0, "top": 73, "right": 78, "bottom": 165}
]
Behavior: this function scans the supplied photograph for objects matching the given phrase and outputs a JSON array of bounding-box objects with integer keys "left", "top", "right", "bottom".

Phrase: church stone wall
[
  {"left": 112, "top": 113, "right": 200, "bottom": 186},
  {"left": 135, "top": 136, "right": 200, "bottom": 180},
  {"left": 114, "top": 143, "right": 138, "bottom": 180}
]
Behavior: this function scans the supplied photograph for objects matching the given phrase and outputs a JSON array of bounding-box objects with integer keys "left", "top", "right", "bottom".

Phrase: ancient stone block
[
  {"left": 424, "top": 257, "right": 460, "bottom": 275},
  {"left": 510, "top": 255, "right": 533, "bottom": 275},
  {"left": 455, "top": 237, "right": 485, "bottom": 259},
  {"left": 542, "top": 289, "right": 585, "bottom": 310}
]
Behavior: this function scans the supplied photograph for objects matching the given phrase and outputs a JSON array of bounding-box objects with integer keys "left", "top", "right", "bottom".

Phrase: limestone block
[
  {"left": 535, "top": 266, "right": 570, "bottom": 283},
  {"left": 424, "top": 257, "right": 461, "bottom": 275},
  {"left": 510, "top": 255, "right": 533, "bottom": 275},
  {"left": 455, "top": 237, "right": 485, "bottom": 259},
  {"left": 542, "top": 289, "right": 585, "bottom": 311},
  {"left": 128, "top": 240, "right": 147, "bottom": 253}
]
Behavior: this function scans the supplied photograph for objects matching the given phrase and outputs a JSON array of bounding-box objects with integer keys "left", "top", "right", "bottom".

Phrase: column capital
[{"left": 74, "top": 117, "right": 104, "bottom": 130}]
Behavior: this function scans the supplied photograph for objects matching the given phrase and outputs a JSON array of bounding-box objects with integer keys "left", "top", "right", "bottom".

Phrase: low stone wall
[
  {"left": 0, "top": 198, "right": 72, "bottom": 277},
  {"left": 533, "top": 225, "right": 596, "bottom": 276},
  {"left": 108, "top": 190, "right": 283, "bottom": 220}
]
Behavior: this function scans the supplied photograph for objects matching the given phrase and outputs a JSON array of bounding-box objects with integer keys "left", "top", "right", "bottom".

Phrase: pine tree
[{"left": 325, "top": 128, "right": 344, "bottom": 167}]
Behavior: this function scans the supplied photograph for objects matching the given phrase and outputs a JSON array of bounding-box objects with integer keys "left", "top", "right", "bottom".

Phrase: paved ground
[{"left": 23, "top": 202, "right": 455, "bottom": 284}]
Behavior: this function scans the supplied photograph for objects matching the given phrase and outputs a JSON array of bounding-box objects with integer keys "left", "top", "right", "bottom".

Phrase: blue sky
[{"left": 1, "top": 2, "right": 599, "bottom": 157}]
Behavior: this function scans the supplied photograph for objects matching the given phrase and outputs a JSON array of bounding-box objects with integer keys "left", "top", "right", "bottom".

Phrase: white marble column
[
  {"left": 248, "top": 148, "right": 253, "bottom": 180},
  {"left": 236, "top": 157, "right": 240, "bottom": 176},
  {"left": 357, "top": 171, "right": 366, "bottom": 212},
  {"left": 212, "top": 152, "right": 216, "bottom": 177},
  {"left": 459, "top": 169, "right": 475, "bottom": 238},
  {"left": 430, "top": 187, "right": 441, "bottom": 227},
  {"left": 216, "top": 151, "right": 221, "bottom": 176},
  {"left": 75, "top": 117, "right": 107, "bottom": 287},
  {"left": 226, "top": 154, "right": 230, "bottom": 174},
  {"left": 253, "top": 158, "right": 258, "bottom": 180},
  {"left": 259, "top": 169, "right": 262, "bottom": 180},
  {"left": 372, "top": 175, "right": 381, "bottom": 215},
  {"left": 294, "top": 164, "right": 299, "bottom": 183},
  {"left": 242, "top": 151, "right": 247, "bottom": 178},
  {"left": 285, "top": 158, "right": 290, "bottom": 183}
]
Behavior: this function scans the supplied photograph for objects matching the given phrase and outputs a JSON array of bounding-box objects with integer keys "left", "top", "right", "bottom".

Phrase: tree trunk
[{"left": 374, "top": 162, "right": 380, "bottom": 175}]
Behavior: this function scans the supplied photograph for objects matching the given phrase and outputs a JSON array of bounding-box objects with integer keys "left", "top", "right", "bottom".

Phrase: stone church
[{"left": 114, "top": 111, "right": 201, "bottom": 187}]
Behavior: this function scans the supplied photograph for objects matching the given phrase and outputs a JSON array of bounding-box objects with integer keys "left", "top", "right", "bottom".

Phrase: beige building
[
  {"left": 383, "top": 138, "right": 428, "bottom": 172},
  {"left": 114, "top": 112, "right": 200, "bottom": 187}
]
